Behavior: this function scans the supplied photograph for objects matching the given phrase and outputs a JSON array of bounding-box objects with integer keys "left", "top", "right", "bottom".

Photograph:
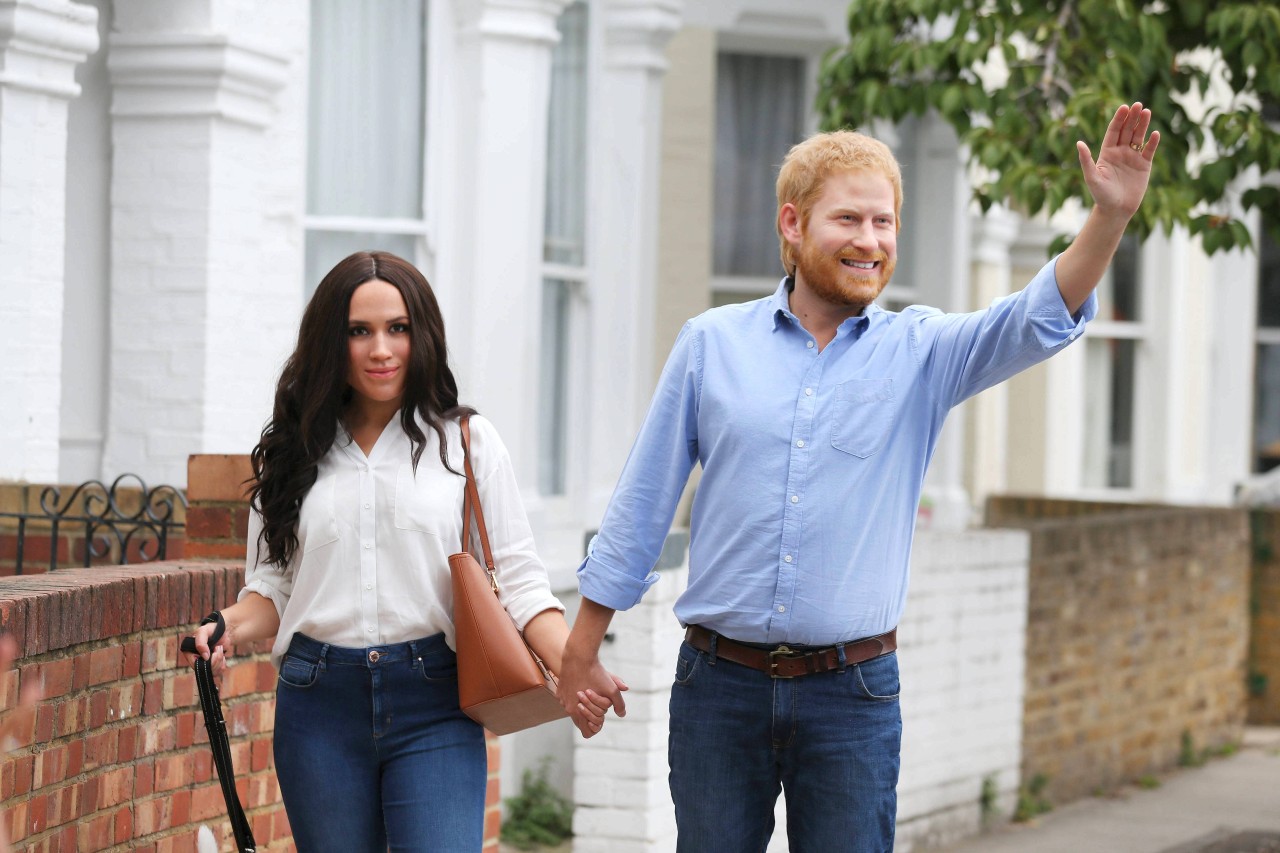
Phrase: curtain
[
  {"left": 714, "top": 53, "right": 805, "bottom": 278},
  {"left": 307, "top": 0, "right": 426, "bottom": 220}
]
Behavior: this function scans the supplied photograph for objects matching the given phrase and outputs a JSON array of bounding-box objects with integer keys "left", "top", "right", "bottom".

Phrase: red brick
[
  {"left": 34, "top": 658, "right": 73, "bottom": 698},
  {"left": 122, "top": 641, "right": 142, "bottom": 678},
  {"left": 153, "top": 753, "right": 191, "bottom": 793},
  {"left": 185, "top": 540, "right": 248, "bottom": 560},
  {"left": 114, "top": 805, "right": 133, "bottom": 844},
  {"left": 88, "top": 646, "right": 124, "bottom": 686},
  {"left": 76, "top": 812, "right": 114, "bottom": 853},
  {"left": 83, "top": 730, "right": 118, "bottom": 771},
  {"left": 96, "top": 766, "right": 134, "bottom": 810},
  {"left": 186, "top": 507, "right": 232, "bottom": 541},
  {"left": 191, "top": 782, "right": 225, "bottom": 822},
  {"left": 134, "top": 758, "right": 155, "bottom": 797},
  {"left": 117, "top": 725, "right": 137, "bottom": 761},
  {"left": 54, "top": 695, "right": 89, "bottom": 737}
]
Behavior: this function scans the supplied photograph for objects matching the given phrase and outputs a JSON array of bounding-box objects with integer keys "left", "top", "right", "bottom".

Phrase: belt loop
[
  {"left": 835, "top": 642, "right": 847, "bottom": 672},
  {"left": 319, "top": 642, "right": 330, "bottom": 670},
  {"left": 707, "top": 632, "right": 718, "bottom": 666}
]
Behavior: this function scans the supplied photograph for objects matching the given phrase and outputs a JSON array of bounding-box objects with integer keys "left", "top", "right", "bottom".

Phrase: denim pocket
[
  {"left": 831, "top": 378, "right": 895, "bottom": 458},
  {"left": 673, "top": 641, "right": 703, "bottom": 687},
  {"left": 853, "top": 652, "right": 900, "bottom": 701},
  {"left": 278, "top": 654, "right": 320, "bottom": 689},
  {"left": 417, "top": 656, "right": 459, "bottom": 683}
]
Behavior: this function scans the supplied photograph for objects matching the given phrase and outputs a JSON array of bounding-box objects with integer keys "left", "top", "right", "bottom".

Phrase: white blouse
[{"left": 239, "top": 414, "right": 563, "bottom": 668}]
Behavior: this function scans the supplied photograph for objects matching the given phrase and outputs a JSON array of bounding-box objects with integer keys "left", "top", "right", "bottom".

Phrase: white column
[
  {"left": 912, "top": 113, "right": 972, "bottom": 529},
  {"left": 583, "top": 0, "right": 682, "bottom": 520},
  {"left": 443, "top": 0, "right": 570, "bottom": 491},
  {"left": 964, "top": 206, "right": 1020, "bottom": 508},
  {"left": 0, "top": 0, "right": 98, "bottom": 482},
  {"left": 102, "top": 0, "right": 303, "bottom": 487}
]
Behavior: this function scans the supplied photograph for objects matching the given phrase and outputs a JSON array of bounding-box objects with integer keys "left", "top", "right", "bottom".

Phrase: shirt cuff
[
  {"left": 505, "top": 594, "right": 566, "bottom": 633},
  {"left": 1028, "top": 256, "right": 1097, "bottom": 349},
  {"left": 576, "top": 553, "right": 660, "bottom": 611}
]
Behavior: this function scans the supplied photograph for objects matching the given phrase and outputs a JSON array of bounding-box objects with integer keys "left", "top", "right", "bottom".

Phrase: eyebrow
[{"left": 348, "top": 315, "right": 411, "bottom": 325}]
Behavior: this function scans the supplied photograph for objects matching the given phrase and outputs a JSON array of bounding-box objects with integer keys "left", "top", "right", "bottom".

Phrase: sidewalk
[{"left": 926, "top": 727, "right": 1280, "bottom": 853}]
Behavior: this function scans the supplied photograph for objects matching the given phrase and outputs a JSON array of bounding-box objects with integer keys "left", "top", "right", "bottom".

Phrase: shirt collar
[{"left": 770, "top": 277, "right": 883, "bottom": 332}]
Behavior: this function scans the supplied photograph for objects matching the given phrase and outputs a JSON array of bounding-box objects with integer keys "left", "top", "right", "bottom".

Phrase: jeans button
[{"left": 368, "top": 650, "right": 382, "bottom": 663}]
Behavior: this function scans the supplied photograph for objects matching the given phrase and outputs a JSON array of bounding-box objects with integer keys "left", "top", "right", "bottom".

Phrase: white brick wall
[
  {"left": 0, "top": 0, "right": 99, "bottom": 483},
  {"left": 567, "top": 527, "right": 1030, "bottom": 852}
]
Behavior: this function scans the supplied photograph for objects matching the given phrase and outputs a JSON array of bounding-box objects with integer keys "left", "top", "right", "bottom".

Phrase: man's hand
[
  {"left": 1076, "top": 101, "right": 1160, "bottom": 219},
  {"left": 557, "top": 598, "right": 627, "bottom": 738},
  {"left": 558, "top": 644, "right": 628, "bottom": 738}
]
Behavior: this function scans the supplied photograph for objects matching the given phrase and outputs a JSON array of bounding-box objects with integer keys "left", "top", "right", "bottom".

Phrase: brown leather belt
[{"left": 685, "top": 625, "right": 896, "bottom": 678}]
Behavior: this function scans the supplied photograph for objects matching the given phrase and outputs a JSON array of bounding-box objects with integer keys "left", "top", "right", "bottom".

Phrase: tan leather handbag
[{"left": 450, "top": 416, "right": 567, "bottom": 735}]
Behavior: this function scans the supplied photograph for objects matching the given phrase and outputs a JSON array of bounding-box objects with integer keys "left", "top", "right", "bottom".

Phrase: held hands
[
  {"left": 557, "top": 647, "right": 629, "bottom": 739},
  {"left": 1076, "top": 102, "right": 1161, "bottom": 219}
]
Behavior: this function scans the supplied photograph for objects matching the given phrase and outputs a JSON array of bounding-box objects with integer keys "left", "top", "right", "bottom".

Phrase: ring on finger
[{"left": 1129, "top": 141, "right": 1143, "bottom": 151}]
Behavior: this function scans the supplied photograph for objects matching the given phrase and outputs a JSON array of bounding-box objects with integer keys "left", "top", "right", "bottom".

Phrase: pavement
[{"left": 926, "top": 727, "right": 1280, "bottom": 853}]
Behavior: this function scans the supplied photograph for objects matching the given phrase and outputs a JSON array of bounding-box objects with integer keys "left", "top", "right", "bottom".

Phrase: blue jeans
[
  {"left": 668, "top": 637, "right": 902, "bottom": 853},
  {"left": 273, "top": 633, "right": 486, "bottom": 852}
]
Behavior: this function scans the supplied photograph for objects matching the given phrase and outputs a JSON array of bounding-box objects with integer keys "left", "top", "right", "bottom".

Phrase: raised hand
[{"left": 1076, "top": 101, "right": 1161, "bottom": 218}]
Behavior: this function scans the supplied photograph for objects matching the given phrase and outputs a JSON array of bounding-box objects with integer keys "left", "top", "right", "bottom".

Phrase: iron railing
[{"left": 0, "top": 474, "right": 187, "bottom": 575}]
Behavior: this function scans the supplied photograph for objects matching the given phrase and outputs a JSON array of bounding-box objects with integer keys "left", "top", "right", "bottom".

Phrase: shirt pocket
[
  {"left": 299, "top": 475, "right": 340, "bottom": 554},
  {"left": 394, "top": 462, "right": 460, "bottom": 538},
  {"left": 831, "top": 378, "right": 896, "bottom": 458}
]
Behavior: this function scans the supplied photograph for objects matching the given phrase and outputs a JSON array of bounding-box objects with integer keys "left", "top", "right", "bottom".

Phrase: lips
[{"left": 366, "top": 367, "right": 399, "bottom": 379}]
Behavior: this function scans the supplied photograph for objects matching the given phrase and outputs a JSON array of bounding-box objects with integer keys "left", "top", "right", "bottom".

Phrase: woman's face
[{"left": 346, "top": 279, "right": 411, "bottom": 415}]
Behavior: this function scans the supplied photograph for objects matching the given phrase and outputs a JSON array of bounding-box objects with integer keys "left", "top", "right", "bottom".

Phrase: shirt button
[
  {"left": 790, "top": 495, "right": 799, "bottom": 504},
  {"left": 783, "top": 554, "right": 793, "bottom": 563},
  {"left": 806, "top": 341, "right": 815, "bottom": 349},
  {"left": 361, "top": 466, "right": 368, "bottom": 473},
  {"left": 366, "top": 626, "right": 374, "bottom": 633},
  {"left": 364, "top": 543, "right": 372, "bottom": 549},
  {"left": 805, "top": 388, "right": 813, "bottom": 396},
  {"left": 366, "top": 583, "right": 372, "bottom": 590},
  {"left": 796, "top": 440, "right": 805, "bottom": 448},
  {"left": 777, "top": 605, "right": 786, "bottom": 613},
  {"left": 364, "top": 503, "right": 371, "bottom": 509}
]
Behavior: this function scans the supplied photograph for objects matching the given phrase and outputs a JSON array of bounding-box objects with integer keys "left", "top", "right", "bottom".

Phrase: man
[{"left": 559, "top": 103, "right": 1160, "bottom": 852}]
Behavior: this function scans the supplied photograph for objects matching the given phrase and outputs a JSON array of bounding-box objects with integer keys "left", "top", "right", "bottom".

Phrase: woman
[{"left": 190, "top": 251, "right": 613, "bottom": 851}]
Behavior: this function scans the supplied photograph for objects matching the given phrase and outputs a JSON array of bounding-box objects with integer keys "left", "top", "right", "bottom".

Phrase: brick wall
[
  {"left": 986, "top": 496, "right": 1250, "bottom": 805},
  {"left": 1250, "top": 509, "right": 1280, "bottom": 724},
  {"left": 0, "top": 560, "right": 282, "bottom": 851}
]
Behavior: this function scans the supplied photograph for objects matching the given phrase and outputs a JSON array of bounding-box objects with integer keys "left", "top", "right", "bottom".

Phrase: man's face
[{"left": 791, "top": 169, "right": 898, "bottom": 311}]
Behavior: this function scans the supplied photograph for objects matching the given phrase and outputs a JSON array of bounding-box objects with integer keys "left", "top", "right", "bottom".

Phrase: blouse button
[
  {"left": 790, "top": 495, "right": 799, "bottom": 504},
  {"left": 796, "top": 440, "right": 805, "bottom": 448},
  {"left": 805, "top": 388, "right": 813, "bottom": 396},
  {"left": 806, "top": 341, "right": 814, "bottom": 349}
]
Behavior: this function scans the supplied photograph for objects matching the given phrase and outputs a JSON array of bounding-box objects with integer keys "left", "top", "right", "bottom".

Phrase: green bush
[{"left": 501, "top": 757, "right": 574, "bottom": 851}]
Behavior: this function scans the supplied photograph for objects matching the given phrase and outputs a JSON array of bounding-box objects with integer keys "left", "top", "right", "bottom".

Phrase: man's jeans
[
  {"left": 669, "top": 638, "right": 902, "bottom": 853},
  {"left": 273, "top": 632, "right": 487, "bottom": 852}
]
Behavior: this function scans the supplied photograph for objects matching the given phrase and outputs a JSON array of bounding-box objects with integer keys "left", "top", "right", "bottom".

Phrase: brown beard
[{"left": 795, "top": 238, "right": 896, "bottom": 310}]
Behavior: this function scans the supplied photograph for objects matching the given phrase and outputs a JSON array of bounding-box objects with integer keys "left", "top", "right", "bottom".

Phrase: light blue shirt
[{"left": 578, "top": 257, "right": 1096, "bottom": 645}]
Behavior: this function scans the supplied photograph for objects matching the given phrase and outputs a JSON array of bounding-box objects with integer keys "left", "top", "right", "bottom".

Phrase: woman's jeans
[
  {"left": 669, "top": 638, "right": 902, "bottom": 853},
  {"left": 273, "top": 633, "right": 486, "bottom": 852}
]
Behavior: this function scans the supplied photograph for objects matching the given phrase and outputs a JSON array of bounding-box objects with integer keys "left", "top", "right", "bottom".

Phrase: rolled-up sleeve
[{"left": 237, "top": 507, "right": 294, "bottom": 618}]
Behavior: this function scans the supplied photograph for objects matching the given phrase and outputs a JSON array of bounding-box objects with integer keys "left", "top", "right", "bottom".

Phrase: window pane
[
  {"left": 1260, "top": 223, "right": 1280, "bottom": 328},
  {"left": 1096, "top": 233, "right": 1142, "bottom": 322},
  {"left": 1257, "top": 344, "right": 1280, "bottom": 473},
  {"left": 1084, "top": 338, "right": 1137, "bottom": 488},
  {"left": 544, "top": 1, "right": 588, "bottom": 266},
  {"left": 539, "top": 279, "right": 572, "bottom": 495},
  {"left": 713, "top": 53, "right": 805, "bottom": 277},
  {"left": 308, "top": 0, "right": 425, "bottom": 219},
  {"left": 305, "top": 231, "right": 419, "bottom": 298}
]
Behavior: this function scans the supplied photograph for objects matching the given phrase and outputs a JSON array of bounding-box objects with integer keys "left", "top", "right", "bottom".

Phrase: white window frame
[{"left": 302, "top": 1, "right": 434, "bottom": 292}]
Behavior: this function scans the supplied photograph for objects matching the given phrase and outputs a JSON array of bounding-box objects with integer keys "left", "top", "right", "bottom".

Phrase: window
[
  {"left": 1083, "top": 234, "right": 1144, "bottom": 488},
  {"left": 304, "top": 0, "right": 428, "bottom": 294},
  {"left": 712, "top": 52, "right": 806, "bottom": 301},
  {"left": 1256, "top": 222, "right": 1280, "bottom": 473},
  {"left": 538, "top": 1, "right": 589, "bottom": 496}
]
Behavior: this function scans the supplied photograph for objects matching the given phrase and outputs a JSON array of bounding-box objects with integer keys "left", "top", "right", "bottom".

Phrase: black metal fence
[{"left": 0, "top": 474, "right": 187, "bottom": 575}]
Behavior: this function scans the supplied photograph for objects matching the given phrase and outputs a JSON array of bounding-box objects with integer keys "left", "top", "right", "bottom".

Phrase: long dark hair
[{"left": 250, "top": 251, "right": 473, "bottom": 567}]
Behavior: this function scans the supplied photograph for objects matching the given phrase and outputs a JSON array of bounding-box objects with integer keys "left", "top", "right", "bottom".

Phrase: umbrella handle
[{"left": 180, "top": 611, "right": 226, "bottom": 656}]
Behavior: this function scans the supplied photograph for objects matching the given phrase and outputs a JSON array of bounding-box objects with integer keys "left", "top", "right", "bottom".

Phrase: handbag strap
[
  {"left": 180, "top": 633, "right": 257, "bottom": 852},
  {"left": 459, "top": 416, "right": 497, "bottom": 575}
]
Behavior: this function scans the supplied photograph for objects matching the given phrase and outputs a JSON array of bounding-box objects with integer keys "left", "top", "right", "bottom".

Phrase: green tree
[{"left": 816, "top": 0, "right": 1280, "bottom": 254}]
